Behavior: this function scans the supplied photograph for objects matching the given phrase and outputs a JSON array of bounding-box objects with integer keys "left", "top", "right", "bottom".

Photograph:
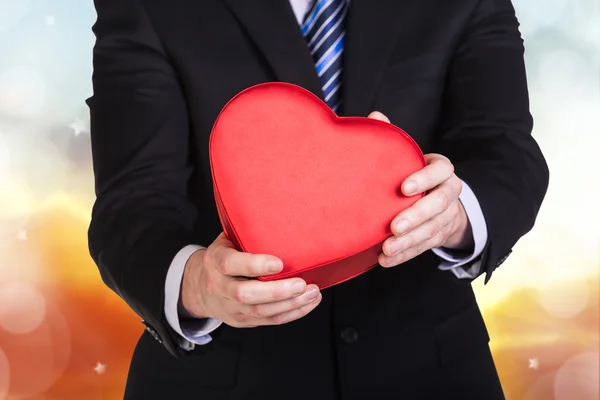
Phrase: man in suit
[{"left": 87, "top": 0, "right": 549, "bottom": 398}]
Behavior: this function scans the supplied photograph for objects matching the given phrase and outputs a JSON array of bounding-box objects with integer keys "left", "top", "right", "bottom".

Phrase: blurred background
[{"left": 0, "top": 0, "right": 598, "bottom": 399}]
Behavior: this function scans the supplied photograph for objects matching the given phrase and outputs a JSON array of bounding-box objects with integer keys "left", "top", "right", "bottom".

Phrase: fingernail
[
  {"left": 302, "top": 287, "right": 319, "bottom": 301},
  {"left": 268, "top": 261, "right": 283, "bottom": 273},
  {"left": 378, "top": 256, "right": 388, "bottom": 268},
  {"left": 404, "top": 180, "right": 417, "bottom": 195},
  {"left": 395, "top": 219, "right": 410, "bottom": 235},
  {"left": 291, "top": 280, "right": 307, "bottom": 295}
]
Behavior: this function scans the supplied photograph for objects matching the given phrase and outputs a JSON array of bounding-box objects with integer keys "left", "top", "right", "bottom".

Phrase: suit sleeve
[
  {"left": 434, "top": 0, "right": 549, "bottom": 283},
  {"left": 87, "top": 0, "right": 200, "bottom": 356}
]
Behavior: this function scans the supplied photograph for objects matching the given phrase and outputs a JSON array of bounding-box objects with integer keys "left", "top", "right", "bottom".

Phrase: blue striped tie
[{"left": 301, "top": 0, "right": 348, "bottom": 113}]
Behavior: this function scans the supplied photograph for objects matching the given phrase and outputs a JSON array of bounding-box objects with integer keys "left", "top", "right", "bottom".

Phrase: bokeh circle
[
  {"left": 0, "top": 282, "right": 46, "bottom": 334},
  {"left": 536, "top": 280, "right": 591, "bottom": 319},
  {"left": 0, "top": 301, "right": 71, "bottom": 398},
  {"left": 554, "top": 352, "right": 600, "bottom": 400}
]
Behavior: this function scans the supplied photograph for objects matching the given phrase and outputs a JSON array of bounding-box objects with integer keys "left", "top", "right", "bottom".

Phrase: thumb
[
  {"left": 367, "top": 111, "right": 390, "bottom": 123},
  {"left": 214, "top": 232, "right": 236, "bottom": 249}
]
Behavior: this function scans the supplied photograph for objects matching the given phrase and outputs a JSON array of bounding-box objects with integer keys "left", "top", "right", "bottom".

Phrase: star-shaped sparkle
[
  {"left": 17, "top": 229, "right": 27, "bottom": 241},
  {"left": 94, "top": 362, "right": 106, "bottom": 375},
  {"left": 45, "top": 15, "right": 56, "bottom": 26},
  {"left": 69, "top": 119, "right": 88, "bottom": 136},
  {"left": 528, "top": 358, "right": 539, "bottom": 370}
]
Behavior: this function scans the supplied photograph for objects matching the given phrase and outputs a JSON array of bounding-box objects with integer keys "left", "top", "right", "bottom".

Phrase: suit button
[
  {"left": 340, "top": 327, "right": 358, "bottom": 344},
  {"left": 497, "top": 253, "right": 510, "bottom": 266},
  {"left": 145, "top": 325, "right": 162, "bottom": 344}
]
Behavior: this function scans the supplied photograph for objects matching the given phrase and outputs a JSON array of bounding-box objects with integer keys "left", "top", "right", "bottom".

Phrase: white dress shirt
[{"left": 163, "top": 0, "right": 489, "bottom": 349}]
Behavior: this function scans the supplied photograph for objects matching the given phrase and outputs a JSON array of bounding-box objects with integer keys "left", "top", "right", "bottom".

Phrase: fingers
[
  {"left": 200, "top": 233, "right": 324, "bottom": 329},
  {"left": 379, "top": 228, "right": 449, "bottom": 268},
  {"left": 233, "top": 291, "right": 323, "bottom": 327},
  {"left": 391, "top": 176, "right": 462, "bottom": 236},
  {"left": 401, "top": 154, "right": 454, "bottom": 196},
  {"left": 240, "top": 284, "right": 320, "bottom": 318},
  {"left": 368, "top": 111, "right": 390, "bottom": 123},
  {"left": 382, "top": 209, "right": 455, "bottom": 260},
  {"left": 259, "top": 293, "right": 322, "bottom": 325},
  {"left": 225, "top": 277, "right": 310, "bottom": 305},
  {"left": 211, "top": 239, "right": 283, "bottom": 278}
]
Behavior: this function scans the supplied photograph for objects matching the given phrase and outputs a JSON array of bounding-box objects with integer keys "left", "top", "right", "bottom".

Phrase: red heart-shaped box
[{"left": 210, "top": 82, "right": 425, "bottom": 289}]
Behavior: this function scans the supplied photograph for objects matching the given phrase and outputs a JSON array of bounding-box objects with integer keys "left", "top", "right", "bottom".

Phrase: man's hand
[
  {"left": 180, "top": 233, "right": 322, "bottom": 327},
  {"left": 367, "top": 112, "right": 474, "bottom": 268}
]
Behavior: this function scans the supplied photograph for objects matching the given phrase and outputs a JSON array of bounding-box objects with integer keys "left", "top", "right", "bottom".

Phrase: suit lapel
[
  {"left": 343, "top": 0, "right": 416, "bottom": 117},
  {"left": 222, "top": 0, "right": 324, "bottom": 99}
]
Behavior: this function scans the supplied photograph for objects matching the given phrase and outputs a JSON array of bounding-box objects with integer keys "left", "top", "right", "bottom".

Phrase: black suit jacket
[{"left": 87, "top": 0, "right": 549, "bottom": 398}]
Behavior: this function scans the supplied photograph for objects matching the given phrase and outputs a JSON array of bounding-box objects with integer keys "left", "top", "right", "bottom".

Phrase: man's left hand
[{"left": 366, "top": 112, "right": 474, "bottom": 268}]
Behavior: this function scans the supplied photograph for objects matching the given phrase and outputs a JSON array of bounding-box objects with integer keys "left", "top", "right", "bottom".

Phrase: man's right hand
[{"left": 180, "top": 233, "right": 322, "bottom": 327}]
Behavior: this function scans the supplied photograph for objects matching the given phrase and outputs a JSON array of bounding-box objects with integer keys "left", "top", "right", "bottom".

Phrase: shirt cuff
[
  {"left": 432, "top": 180, "right": 488, "bottom": 279},
  {"left": 164, "top": 244, "right": 223, "bottom": 349}
]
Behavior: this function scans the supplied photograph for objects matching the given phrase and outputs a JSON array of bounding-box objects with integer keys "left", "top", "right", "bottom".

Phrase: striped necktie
[{"left": 301, "top": 0, "right": 348, "bottom": 113}]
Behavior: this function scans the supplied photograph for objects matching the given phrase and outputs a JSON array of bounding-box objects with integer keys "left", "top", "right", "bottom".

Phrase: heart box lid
[{"left": 210, "top": 82, "right": 425, "bottom": 289}]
